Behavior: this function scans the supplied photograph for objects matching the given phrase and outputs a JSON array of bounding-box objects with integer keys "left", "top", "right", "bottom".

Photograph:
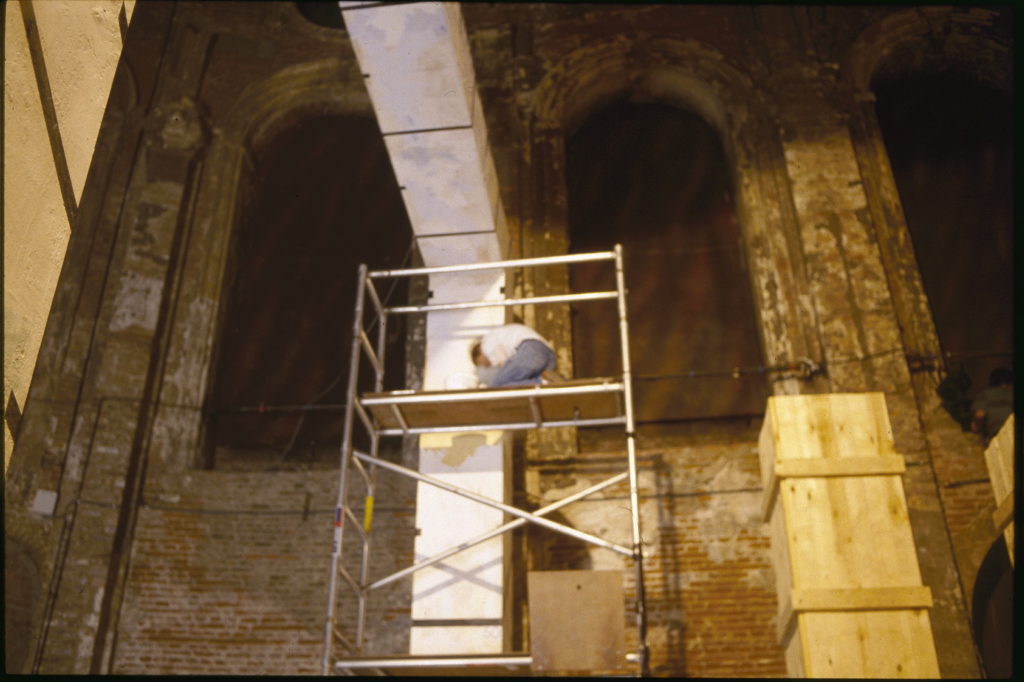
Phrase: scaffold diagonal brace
[{"left": 352, "top": 450, "right": 633, "bottom": 556}]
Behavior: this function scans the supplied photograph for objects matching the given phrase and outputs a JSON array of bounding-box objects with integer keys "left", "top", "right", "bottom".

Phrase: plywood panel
[
  {"left": 983, "top": 414, "right": 1014, "bottom": 563},
  {"left": 527, "top": 570, "right": 626, "bottom": 674},
  {"left": 760, "top": 393, "right": 939, "bottom": 678},
  {"left": 799, "top": 610, "right": 939, "bottom": 678},
  {"left": 365, "top": 380, "right": 623, "bottom": 430}
]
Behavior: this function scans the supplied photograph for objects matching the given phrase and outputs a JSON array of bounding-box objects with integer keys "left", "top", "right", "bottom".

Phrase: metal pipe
[
  {"left": 359, "top": 330, "right": 383, "bottom": 375},
  {"left": 353, "top": 400, "right": 374, "bottom": 439},
  {"left": 388, "top": 403, "right": 410, "bottom": 433},
  {"left": 338, "top": 565, "right": 360, "bottom": 594},
  {"left": 368, "top": 249, "right": 615, "bottom": 278},
  {"left": 359, "top": 381, "right": 623, "bottom": 406},
  {"left": 375, "top": 415, "right": 625, "bottom": 437},
  {"left": 528, "top": 396, "right": 542, "bottom": 427},
  {"left": 335, "top": 655, "right": 532, "bottom": 670},
  {"left": 343, "top": 507, "right": 367, "bottom": 541},
  {"left": 364, "top": 276, "right": 385, "bottom": 322},
  {"left": 353, "top": 451, "right": 632, "bottom": 556},
  {"left": 350, "top": 452, "right": 372, "bottom": 486},
  {"left": 385, "top": 290, "right": 617, "bottom": 314},
  {"left": 614, "top": 243, "right": 648, "bottom": 676},
  {"left": 322, "top": 263, "right": 369, "bottom": 675},
  {"left": 366, "top": 472, "right": 630, "bottom": 591}
]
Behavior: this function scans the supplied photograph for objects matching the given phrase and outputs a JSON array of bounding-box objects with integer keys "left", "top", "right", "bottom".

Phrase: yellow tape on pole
[{"left": 363, "top": 495, "right": 374, "bottom": 532}]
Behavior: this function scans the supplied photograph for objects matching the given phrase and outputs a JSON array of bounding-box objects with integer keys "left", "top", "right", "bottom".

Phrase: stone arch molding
[
  {"left": 160, "top": 57, "right": 379, "bottom": 466},
  {"left": 222, "top": 57, "right": 374, "bottom": 151},
  {"left": 530, "top": 36, "right": 763, "bottom": 158},
  {"left": 842, "top": 6, "right": 1012, "bottom": 96},
  {"left": 524, "top": 35, "right": 815, "bottom": 378}
]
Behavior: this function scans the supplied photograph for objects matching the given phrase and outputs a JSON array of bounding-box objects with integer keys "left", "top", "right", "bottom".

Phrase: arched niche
[
  {"left": 525, "top": 37, "right": 821, "bottom": 403},
  {"left": 202, "top": 112, "right": 413, "bottom": 470},
  {"left": 971, "top": 536, "right": 1013, "bottom": 677},
  {"left": 149, "top": 58, "right": 407, "bottom": 472},
  {"left": 565, "top": 97, "right": 766, "bottom": 423},
  {"left": 839, "top": 5, "right": 1015, "bottom": 382}
]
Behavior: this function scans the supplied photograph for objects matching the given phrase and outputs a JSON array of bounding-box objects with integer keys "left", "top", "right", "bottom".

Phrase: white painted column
[{"left": 339, "top": 1, "right": 510, "bottom": 654}]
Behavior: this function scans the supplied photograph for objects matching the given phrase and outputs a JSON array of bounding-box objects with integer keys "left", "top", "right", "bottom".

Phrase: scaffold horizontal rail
[
  {"left": 334, "top": 653, "right": 533, "bottom": 671},
  {"left": 361, "top": 379, "right": 624, "bottom": 432},
  {"left": 385, "top": 290, "right": 617, "bottom": 314},
  {"left": 367, "top": 249, "right": 615, "bottom": 278},
  {"left": 374, "top": 415, "right": 625, "bottom": 436}
]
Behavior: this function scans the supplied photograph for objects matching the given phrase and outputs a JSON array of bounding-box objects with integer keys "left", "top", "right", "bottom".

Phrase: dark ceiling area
[
  {"left": 207, "top": 114, "right": 412, "bottom": 460},
  {"left": 567, "top": 99, "right": 766, "bottom": 423},
  {"left": 872, "top": 71, "right": 1013, "bottom": 399}
]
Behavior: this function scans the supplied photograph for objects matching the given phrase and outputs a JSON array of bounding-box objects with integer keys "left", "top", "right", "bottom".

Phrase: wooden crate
[
  {"left": 760, "top": 393, "right": 940, "bottom": 678},
  {"left": 983, "top": 414, "right": 1015, "bottom": 565}
]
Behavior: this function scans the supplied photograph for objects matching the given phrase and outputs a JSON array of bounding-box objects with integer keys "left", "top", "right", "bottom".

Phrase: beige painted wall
[{"left": 3, "top": 0, "right": 135, "bottom": 470}]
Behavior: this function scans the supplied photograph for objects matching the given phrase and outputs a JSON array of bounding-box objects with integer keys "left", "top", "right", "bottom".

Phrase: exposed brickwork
[
  {"left": 527, "top": 424, "right": 786, "bottom": 676},
  {"left": 113, "top": 467, "right": 417, "bottom": 675}
]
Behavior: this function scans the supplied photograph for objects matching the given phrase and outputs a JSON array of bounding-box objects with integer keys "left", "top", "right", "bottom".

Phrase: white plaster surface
[
  {"left": 385, "top": 128, "right": 496, "bottom": 235},
  {"left": 417, "top": 233, "right": 503, "bottom": 269},
  {"left": 340, "top": 2, "right": 474, "bottom": 133},
  {"left": 340, "top": 1, "right": 513, "bottom": 654},
  {"left": 409, "top": 271, "right": 508, "bottom": 654}
]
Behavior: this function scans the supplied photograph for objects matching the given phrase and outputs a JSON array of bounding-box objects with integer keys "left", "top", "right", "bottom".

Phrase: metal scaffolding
[{"left": 321, "top": 245, "right": 648, "bottom": 676}]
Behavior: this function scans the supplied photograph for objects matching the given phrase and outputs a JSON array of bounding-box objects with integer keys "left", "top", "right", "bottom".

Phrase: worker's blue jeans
[{"left": 490, "top": 340, "right": 556, "bottom": 387}]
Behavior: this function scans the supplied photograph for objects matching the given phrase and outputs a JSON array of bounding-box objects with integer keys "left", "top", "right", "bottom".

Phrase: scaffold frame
[{"left": 321, "top": 245, "right": 649, "bottom": 676}]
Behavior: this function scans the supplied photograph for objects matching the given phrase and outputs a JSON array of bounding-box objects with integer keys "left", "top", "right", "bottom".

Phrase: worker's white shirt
[{"left": 479, "top": 324, "right": 551, "bottom": 366}]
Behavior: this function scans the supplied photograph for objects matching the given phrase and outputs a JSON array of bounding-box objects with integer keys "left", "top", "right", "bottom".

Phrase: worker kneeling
[{"left": 471, "top": 323, "right": 563, "bottom": 387}]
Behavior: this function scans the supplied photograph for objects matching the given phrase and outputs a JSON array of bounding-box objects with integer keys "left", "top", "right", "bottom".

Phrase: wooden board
[
  {"left": 983, "top": 414, "right": 1015, "bottom": 564},
  {"left": 363, "top": 379, "right": 623, "bottom": 430},
  {"left": 759, "top": 393, "right": 940, "bottom": 678},
  {"left": 527, "top": 570, "right": 626, "bottom": 674}
]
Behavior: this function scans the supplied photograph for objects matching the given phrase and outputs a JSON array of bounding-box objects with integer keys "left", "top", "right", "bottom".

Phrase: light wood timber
[{"left": 759, "top": 393, "right": 940, "bottom": 677}]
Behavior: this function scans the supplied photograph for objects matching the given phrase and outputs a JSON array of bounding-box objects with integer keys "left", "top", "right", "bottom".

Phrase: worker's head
[{"left": 471, "top": 341, "right": 490, "bottom": 367}]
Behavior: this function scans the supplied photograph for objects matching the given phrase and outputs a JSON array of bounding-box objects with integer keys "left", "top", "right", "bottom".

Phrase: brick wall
[
  {"left": 113, "top": 464, "right": 417, "bottom": 674},
  {"left": 530, "top": 422, "right": 787, "bottom": 677}
]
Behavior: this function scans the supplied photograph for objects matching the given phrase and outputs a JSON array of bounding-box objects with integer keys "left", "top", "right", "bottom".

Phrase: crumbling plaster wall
[
  {"left": 461, "top": 3, "right": 1005, "bottom": 676},
  {"left": 5, "top": 2, "right": 1009, "bottom": 676}
]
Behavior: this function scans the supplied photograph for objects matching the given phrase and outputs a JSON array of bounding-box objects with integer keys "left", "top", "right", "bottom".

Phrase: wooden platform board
[
  {"left": 363, "top": 379, "right": 624, "bottom": 430},
  {"left": 528, "top": 570, "right": 627, "bottom": 674}
]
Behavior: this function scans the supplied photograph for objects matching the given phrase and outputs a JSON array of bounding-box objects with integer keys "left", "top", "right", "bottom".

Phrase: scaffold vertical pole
[
  {"left": 614, "top": 244, "right": 648, "bottom": 676},
  {"left": 355, "top": 276, "right": 388, "bottom": 649},
  {"left": 322, "top": 264, "right": 369, "bottom": 674}
]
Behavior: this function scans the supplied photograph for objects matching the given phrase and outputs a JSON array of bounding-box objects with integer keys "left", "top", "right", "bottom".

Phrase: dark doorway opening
[
  {"left": 872, "top": 71, "right": 1013, "bottom": 413},
  {"left": 203, "top": 115, "right": 413, "bottom": 470},
  {"left": 566, "top": 99, "right": 766, "bottom": 424},
  {"left": 971, "top": 537, "right": 1013, "bottom": 678}
]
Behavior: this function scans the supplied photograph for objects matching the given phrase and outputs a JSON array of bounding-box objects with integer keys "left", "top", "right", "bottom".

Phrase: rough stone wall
[{"left": 6, "top": 2, "right": 1011, "bottom": 677}]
